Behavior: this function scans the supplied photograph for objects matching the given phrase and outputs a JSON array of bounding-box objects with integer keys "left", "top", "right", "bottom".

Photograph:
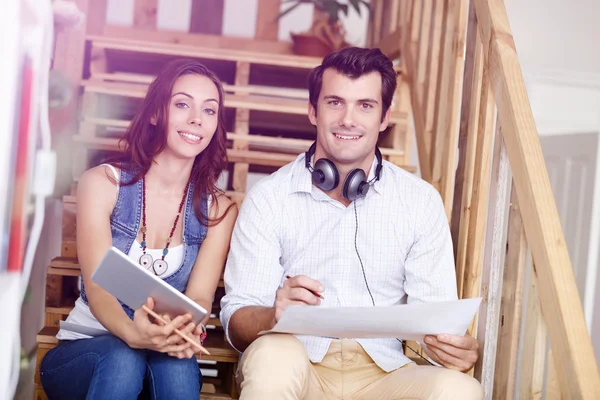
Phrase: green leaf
[
  {"left": 321, "top": 1, "right": 339, "bottom": 14},
  {"left": 319, "top": 0, "right": 341, "bottom": 22},
  {"left": 349, "top": 0, "right": 362, "bottom": 15},
  {"left": 311, "top": 0, "right": 328, "bottom": 10},
  {"left": 347, "top": 0, "right": 371, "bottom": 17},
  {"left": 340, "top": 3, "right": 349, "bottom": 17},
  {"left": 360, "top": 0, "right": 372, "bottom": 12},
  {"left": 277, "top": 0, "right": 368, "bottom": 23}
]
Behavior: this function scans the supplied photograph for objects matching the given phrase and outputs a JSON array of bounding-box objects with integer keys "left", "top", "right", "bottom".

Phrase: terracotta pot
[{"left": 290, "top": 33, "right": 333, "bottom": 57}]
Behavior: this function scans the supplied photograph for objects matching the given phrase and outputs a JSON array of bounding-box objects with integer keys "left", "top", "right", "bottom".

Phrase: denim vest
[{"left": 80, "top": 167, "right": 209, "bottom": 318}]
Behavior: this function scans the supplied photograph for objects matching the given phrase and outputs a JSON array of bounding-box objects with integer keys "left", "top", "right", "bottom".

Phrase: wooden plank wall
[
  {"left": 376, "top": 0, "right": 468, "bottom": 209},
  {"left": 449, "top": 1, "right": 476, "bottom": 249},
  {"left": 255, "top": 0, "right": 282, "bottom": 40},
  {"left": 190, "top": 0, "right": 225, "bottom": 35}
]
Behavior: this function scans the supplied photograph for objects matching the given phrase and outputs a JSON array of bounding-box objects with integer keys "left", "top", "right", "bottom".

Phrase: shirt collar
[{"left": 290, "top": 152, "right": 385, "bottom": 196}]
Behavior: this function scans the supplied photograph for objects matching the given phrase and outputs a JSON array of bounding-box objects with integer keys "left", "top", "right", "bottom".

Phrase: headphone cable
[
  {"left": 353, "top": 201, "right": 433, "bottom": 366},
  {"left": 354, "top": 201, "right": 375, "bottom": 306}
]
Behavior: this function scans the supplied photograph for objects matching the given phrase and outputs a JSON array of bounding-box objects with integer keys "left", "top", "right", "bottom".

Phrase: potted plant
[{"left": 278, "top": 0, "right": 371, "bottom": 57}]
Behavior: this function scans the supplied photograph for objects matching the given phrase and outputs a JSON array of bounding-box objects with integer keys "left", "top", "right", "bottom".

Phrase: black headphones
[{"left": 304, "top": 142, "right": 383, "bottom": 201}]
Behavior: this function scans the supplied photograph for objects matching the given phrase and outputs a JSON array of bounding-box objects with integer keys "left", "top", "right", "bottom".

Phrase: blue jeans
[{"left": 39, "top": 335, "right": 201, "bottom": 400}]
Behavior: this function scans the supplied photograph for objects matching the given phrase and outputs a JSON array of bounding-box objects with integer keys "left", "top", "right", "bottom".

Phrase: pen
[
  {"left": 142, "top": 305, "right": 211, "bottom": 356},
  {"left": 285, "top": 275, "right": 325, "bottom": 300}
]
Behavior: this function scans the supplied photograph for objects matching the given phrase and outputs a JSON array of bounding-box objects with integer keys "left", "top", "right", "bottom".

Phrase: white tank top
[{"left": 56, "top": 164, "right": 186, "bottom": 340}]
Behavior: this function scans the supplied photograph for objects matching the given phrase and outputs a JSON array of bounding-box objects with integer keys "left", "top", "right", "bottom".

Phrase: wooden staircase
[{"left": 37, "top": 0, "right": 600, "bottom": 399}]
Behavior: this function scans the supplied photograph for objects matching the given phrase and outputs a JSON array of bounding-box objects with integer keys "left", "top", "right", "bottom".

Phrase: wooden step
[
  {"left": 200, "top": 394, "right": 235, "bottom": 400},
  {"left": 92, "top": 72, "right": 310, "bottom": 100},
  {"left": 88, "top": 34, "right": 323, "bottom": 70},
  {"left": 45, "top": 304, "right": 223, "bottom": 328},
  {"left": 37, "top": 326, "right": 238, "bottom": 363},
  {"left": 47, "top": 257, "right": 81, "bottom": 277},
  {"left": 45, "top": 306, "right": 75, "bottom": 328},
  {"left": 48, "top": 257, "right": 81, "bottom": 270},
  {"left": 47, "top": 266, "right": 80, "bottom": 277},
  {"left": 47, "top": 257, "right": 226, "bottom": 288},
  {"left": 82, "top": 79, "right": 311, "bottom": 116}
]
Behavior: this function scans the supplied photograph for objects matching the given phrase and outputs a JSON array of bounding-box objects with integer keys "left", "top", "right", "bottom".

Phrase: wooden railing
[{"left": 371, "top": 0, "right": 600, "bottom": 398}]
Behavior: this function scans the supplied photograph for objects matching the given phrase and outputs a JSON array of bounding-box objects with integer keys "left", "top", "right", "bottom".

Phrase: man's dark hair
[{"left": 307, "top": 47, "right": 398, "bottom": 121}]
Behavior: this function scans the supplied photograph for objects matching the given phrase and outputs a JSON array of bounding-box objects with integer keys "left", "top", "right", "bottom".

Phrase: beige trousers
[{"left": 237, "top": 334, "right": 483, "bottom": 400}]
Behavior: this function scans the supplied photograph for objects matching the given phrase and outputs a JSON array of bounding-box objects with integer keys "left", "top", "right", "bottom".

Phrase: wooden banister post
[
  {"left": 255, "top": 0, "right": 281, "bottom": 40},
  {"left": 450, "top": 0, "right": 478, "bottom": 256},
  {"left": 454, "top": 24, "right": 484, "bottom": 296},
  {"left": 492, "top": 186, "right": 528, "bottom": 399},
  {"left": 474, "top": 126, "right": 512, "bottom": 396}
]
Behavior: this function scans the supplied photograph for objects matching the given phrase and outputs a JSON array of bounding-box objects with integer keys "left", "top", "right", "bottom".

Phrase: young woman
[{"left": 40, "top": 59, "right": 237, "bottom": 399}]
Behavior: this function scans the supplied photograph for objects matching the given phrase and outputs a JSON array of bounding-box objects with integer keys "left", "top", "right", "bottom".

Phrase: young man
[{"left": 220, "top": 47, "right": 483, "bottom": 399}]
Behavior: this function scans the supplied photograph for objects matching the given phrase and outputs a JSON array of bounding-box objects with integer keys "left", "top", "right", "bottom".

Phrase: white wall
[
  {"left": 157, "top": 0, "right": 192, "bottom": 32},
  {"left": 504, "top": 0, "right": 600, "bottom": 78},
  {"left": 105, "top": 0, "right": 369, "bottom": 46},
  {"left": 525, "top": 75, "right": 600, "bottom": 336}
]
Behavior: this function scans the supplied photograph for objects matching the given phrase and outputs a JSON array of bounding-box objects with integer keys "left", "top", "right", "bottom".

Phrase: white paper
[
  {"left": 259, "top": 298, "right": 482, "bottom": 342},
  {"left": 59, "top": 321, "right": 110, "bottom": 337}
]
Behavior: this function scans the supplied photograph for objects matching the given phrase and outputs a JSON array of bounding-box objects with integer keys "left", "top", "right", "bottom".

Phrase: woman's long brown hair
[{"left": 107, "top": 58, "right": 234, "bottom": 226}]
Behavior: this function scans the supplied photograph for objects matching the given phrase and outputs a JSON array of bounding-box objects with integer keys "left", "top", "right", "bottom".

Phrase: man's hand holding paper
[
  {"left": 423, "top": 333, "right": 480, "bottom": 372},
  {"left": 260, "top": 297, "right": 482, "bottom": 348},
  {"left": 267, "top": 274, "right": 481, "bottom": 372}
]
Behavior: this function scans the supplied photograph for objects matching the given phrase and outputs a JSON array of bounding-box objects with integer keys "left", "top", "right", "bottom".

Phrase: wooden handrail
[{"left": 472, "top": 0, "right": 600, "bottom": 396}]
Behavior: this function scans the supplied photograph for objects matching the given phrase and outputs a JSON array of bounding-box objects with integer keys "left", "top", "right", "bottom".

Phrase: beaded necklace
[{"left": 138, "top": 178, "right": 190, "bottom": 276}]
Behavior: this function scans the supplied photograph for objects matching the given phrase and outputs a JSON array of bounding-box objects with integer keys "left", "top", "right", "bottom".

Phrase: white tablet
[{"left": 91, "top": 246, "right": 208, "bottom": 325}]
